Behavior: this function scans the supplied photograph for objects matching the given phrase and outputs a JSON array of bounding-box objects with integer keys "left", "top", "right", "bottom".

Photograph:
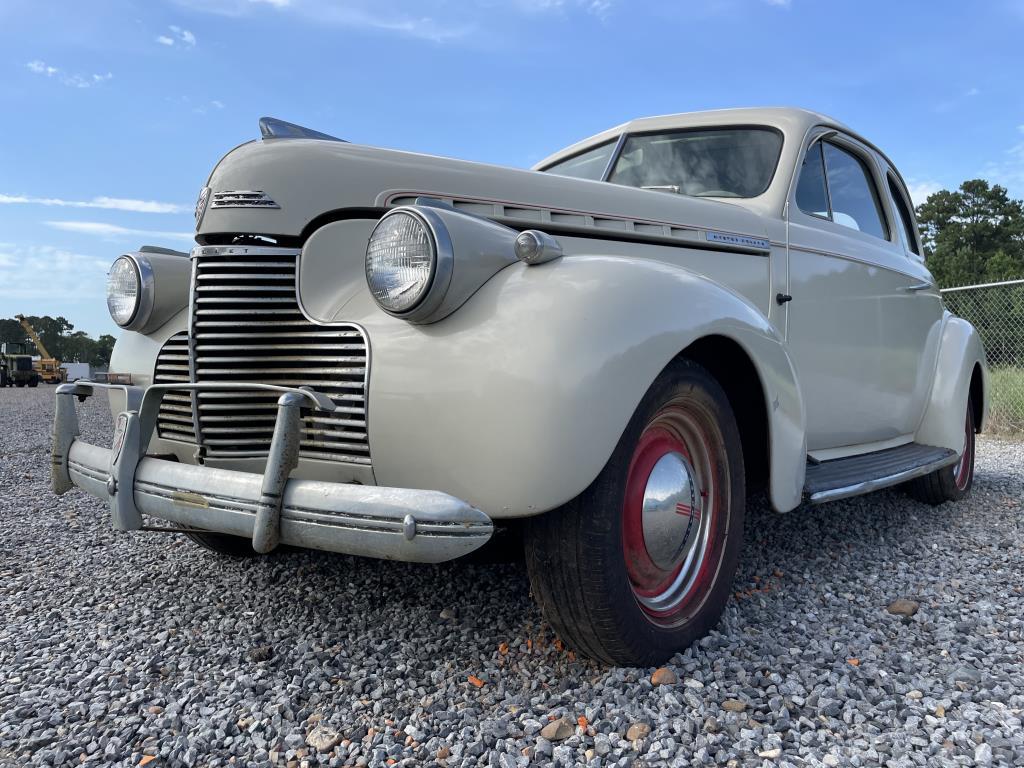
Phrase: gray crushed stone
[{"left": 1, "top": 385, "right": 1022, "bottom": 767}]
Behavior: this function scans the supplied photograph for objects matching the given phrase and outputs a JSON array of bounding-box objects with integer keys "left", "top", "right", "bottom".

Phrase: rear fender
[
  {"left": 362, "top": 254, "right": 807, "bottom": 515},
  {"left": 916, "top": 313, "right": 989, "bottom": 448}
]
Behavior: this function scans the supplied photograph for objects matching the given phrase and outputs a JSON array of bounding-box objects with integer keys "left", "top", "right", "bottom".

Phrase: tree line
[
  {"left": 917, "top": 179, "right": 1024, "bottom": 288},
  {"left": 916, "top": 179, "right": 1024, "bottom": 370},
  {"left": 0, "top": 315, "right": 116, "bottom": 368}
]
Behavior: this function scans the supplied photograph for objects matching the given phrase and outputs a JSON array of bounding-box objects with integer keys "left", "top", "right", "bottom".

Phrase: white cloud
[
  {"left": 303, "top": 6, "right": 473, "bottom": 42},
  {"left": 25, "top": 60, "right": 112, "bottom": 89},
  {"left": 171, "top": 25, "right": 197, "bottom": 46},
  {"left": 906, "top": 180, "right": 944, "bottom": 206},
  {"left": 191, "top": 99, "right": 228, "bottom": 115},
  {"left": 173, "top": 0, "right": 291, "bottom": 14},
  {"left": 0, "top": 244, "right": 110, "bottom": 302},
  {"left": 66, "top": 72, "right": 113, "bottom": 89},
  {"left": 512, "top": 0, "right": 612, "bottom": 14},
  {"left": 762, "top": 0, "right": 791, "bottom": 6},
  {"left": 158, "top": 25, "right": 197, "bottom": 47},
  {"left": 512, "top": 0, "right": 606, "bottom": 11},
  {"left": 0, "top": 193, "right": 188, "bottom": 214},
  {"left": 26, "top": 60, "right": 58, "bottom": 76},
  {"left": 173, "top": 0, "right": 615, "bottom": 40},
  {"left": 981, "top": 134, "right": 1024, "bottom": 198},
  {"left": 45, "top": 221, "right": 195, "bottom": 242}
]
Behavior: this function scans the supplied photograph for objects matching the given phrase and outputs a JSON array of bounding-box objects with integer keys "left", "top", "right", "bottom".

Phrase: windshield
[
  {"left": 543, "top": 140, "right": 616, "bottom": 181},
  {"left": 593, "top": 127, "right": 781, "bottom": 198}
]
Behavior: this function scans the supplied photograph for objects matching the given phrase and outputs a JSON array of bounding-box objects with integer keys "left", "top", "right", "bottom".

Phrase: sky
[{"left": 1, "top": 0, "right": 1023, "bottom": 336}]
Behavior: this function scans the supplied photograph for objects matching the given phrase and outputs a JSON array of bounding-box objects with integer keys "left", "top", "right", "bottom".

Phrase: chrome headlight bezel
[
  {"left": 106, "top": 253, "right": 155, "bottom": 331},
  {"left": 365, "top": 207, "right": 454, "bottom": 322}
]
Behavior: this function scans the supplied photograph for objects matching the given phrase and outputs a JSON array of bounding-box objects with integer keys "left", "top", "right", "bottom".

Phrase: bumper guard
[{"left": 51, "top": 382, "right": 493, "bottom": 562}]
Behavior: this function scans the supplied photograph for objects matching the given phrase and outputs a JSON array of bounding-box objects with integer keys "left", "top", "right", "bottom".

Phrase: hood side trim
[{"left": 381, "top": 191, "right": 774, "bottom": 255}]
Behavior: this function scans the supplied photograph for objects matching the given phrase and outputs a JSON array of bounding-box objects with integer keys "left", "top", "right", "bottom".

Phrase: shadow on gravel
[{"left": 193, "top": 473, "right": 984, "bottom": 669}]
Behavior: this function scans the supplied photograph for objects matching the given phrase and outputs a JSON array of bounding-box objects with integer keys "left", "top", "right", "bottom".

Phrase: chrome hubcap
[
  {"left": 622, "top": 404, "right": 722, "bottom": 624},
  {"left": 641, "top": 452, "right": 702, "bottom": 570}
]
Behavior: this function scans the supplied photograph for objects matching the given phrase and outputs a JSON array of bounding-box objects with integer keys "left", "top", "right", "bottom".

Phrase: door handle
[{"left": 903, "top": 282, "right": 933, "bottom": 293}]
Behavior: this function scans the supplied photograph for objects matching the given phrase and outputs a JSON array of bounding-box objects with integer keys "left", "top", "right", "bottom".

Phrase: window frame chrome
[
  {"left": 790, "top": 128, "right": 893, "bottom": 243},
  {"left": 536, "top": 137, "right": 621, "bottom": 183},
  {"left": 885, "top": 170, "right": 923, "bottom": 258}
]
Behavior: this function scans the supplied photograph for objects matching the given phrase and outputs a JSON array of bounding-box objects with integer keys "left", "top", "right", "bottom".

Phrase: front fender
[
  {"left": 360, "top": 254, "right": 807, "bottom": 516},
  {"left": 916, "top": 312, "right": 988, "bottom": 449}
]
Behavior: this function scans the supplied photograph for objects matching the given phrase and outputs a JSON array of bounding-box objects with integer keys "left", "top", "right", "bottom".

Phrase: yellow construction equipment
[{"left": 15, "top": 314, "right": 66, "bottom": 384}]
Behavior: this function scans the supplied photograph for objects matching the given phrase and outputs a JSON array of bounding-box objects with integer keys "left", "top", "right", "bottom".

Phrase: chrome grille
[
  {"left": 153, "top": 332, "right": 197, "bottom": 443},
  {"left": 176, "top": 246, "right": 370, "bottom": 465}
]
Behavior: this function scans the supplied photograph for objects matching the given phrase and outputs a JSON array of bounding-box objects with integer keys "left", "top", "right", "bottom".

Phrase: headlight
[
  {"left": 106, "top": 253, "right": 158, "bottom": 330},
  {"left": 365, "top": 208, "right": 452, "bottom": 319},
  {"left": 106, "top": 256, "right": 141, "bottom": 326}
]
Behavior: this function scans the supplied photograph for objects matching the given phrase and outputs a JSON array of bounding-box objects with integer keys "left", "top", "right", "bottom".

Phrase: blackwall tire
[
  {"left": 523, "top": 358, "right": 745, "bottom": 666},
  {"left": 907, "top": 398, "right": 975, "bottom": 505},
  {"left": 184, "top": 531, "right": 261, "bottom": 558}
]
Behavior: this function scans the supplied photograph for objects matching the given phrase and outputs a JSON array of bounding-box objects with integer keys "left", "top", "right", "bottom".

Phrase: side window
[
  {"left": 887, "top": 174, "right": 921, "bottom": 255},
  {"left": 543, "top": 140, "right": 616, "bottom": 181},
  {"left": 821, "top": 143, "right": 888, "bottom": 240},
  {"left": 796, "top": 142, "right": 829, "bottom": 217}
]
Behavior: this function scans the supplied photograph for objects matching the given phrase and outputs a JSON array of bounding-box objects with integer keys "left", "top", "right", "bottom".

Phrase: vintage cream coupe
[{"left": 52, "top": 108, "right": 987, "bottom": 665}]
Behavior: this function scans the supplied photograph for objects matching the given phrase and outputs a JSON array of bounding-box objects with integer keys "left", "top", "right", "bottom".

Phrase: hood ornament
[{"left": 259, "top": 116, "right": 345, "bottom": 142}]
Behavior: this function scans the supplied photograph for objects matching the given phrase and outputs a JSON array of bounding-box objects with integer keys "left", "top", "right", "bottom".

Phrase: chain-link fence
[{"left": 942, "top": 279, "right": 1024, "bottom": 435}]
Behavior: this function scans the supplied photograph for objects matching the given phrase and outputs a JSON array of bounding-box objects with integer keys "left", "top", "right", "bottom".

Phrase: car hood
[{"left": 198, "top": 139, "right": 769, "bottom": 244}]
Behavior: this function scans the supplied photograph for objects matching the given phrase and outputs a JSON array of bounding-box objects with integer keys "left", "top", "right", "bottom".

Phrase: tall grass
[{"left": 985, "top": 367, "right": 1024, "bottom": 435}]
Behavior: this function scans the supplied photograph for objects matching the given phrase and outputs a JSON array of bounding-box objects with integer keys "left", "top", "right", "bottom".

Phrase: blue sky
[{"left": 1, "top": 0, "right": 1023, "bottom": 336}]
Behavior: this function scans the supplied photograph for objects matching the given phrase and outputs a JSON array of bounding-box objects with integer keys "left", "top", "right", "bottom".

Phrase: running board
[{"left": 804, "top": 443, "right": 958, "bottom": 504}]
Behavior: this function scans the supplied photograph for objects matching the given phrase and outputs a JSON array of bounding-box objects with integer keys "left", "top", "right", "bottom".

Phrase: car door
[
  {"left": 881, "top": 168, "right": 945, "bottom": 434},
  {"left": 786, "top": 131, "right": 936, "bottom": 451}
]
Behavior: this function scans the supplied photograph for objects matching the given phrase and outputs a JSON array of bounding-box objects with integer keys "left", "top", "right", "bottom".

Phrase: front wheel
[
  {"left": 524, "top": 359, "right": 745, "bottom": 666},
  {"left": 907, "top": 398, "right": 975, "bottom": 505},
  {"left": 184, "top": 531, "right": 260, "bottom": 557}
]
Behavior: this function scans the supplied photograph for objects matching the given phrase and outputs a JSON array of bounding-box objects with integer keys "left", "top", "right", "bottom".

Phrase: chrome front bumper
[{"left": 51, "top": 382, "right": 493, "bottom": 562}]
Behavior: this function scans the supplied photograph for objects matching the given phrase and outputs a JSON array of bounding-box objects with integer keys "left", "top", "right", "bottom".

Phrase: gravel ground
[{"left": 1, "top": 385, "right": 1022, "bottom": 768}]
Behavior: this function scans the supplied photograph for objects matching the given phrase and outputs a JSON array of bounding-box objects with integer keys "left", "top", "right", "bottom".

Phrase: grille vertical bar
[{"left": 154, "top": 245, "right": 371, "bottom": 465}]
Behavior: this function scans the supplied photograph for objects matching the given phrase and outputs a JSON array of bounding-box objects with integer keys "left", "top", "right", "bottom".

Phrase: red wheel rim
[{"left": 621, "top": 402, "right": 726, "bottom": 625}]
